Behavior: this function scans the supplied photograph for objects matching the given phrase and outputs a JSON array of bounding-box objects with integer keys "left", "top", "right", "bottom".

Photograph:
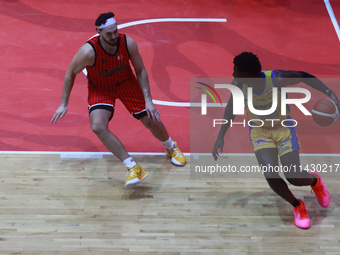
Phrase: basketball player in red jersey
[
  {"left": 212, "top": 52, "right": 339, "bottom": 229},
  {"left": 51, "top": 12, "right": 186, "bottom": 188}
]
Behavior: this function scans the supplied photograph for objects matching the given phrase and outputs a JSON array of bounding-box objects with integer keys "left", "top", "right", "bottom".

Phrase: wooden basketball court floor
[
  {"left": 1, "top": 154, "right": 340, "bottom": 254},
  {"left": 1, "top": 0, "right": 340, "bottom": 254}
]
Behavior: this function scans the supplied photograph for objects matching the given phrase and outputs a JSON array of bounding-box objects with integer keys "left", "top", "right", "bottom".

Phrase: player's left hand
[
  {"left": 212, "top": 137, "right": 224, "bottom": 161},
  {"left": 145, "top": 100, "right": 161, "bottom": 121}
]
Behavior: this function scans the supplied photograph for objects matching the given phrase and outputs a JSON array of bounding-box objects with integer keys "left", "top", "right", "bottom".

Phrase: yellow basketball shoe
[
  {"left": 125, "top": 164, "right": 148, "bottom": 189},
  {"left": 165, "top": 141, "right": 186, "bottom": 166}
]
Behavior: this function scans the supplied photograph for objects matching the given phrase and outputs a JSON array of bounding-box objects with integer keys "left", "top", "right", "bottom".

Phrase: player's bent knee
[{"left": 91, "top": 122, "right": 108, "bottom": 135}]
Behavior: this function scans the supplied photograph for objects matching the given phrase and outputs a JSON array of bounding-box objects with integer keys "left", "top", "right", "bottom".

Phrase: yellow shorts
[{"left": 249, "top": 118, "right": 300, "bottom": 157}]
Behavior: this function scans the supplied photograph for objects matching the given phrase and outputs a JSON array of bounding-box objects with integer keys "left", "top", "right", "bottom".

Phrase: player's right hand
[
  {"left": 145, "top": 100, "right": 161, "bottom": 122},
  {"left": 50, "top": 105, "right": 68, "bottom": 124},
  {"left": 212, "top": 137, "right": 224, "bottom": 161}
]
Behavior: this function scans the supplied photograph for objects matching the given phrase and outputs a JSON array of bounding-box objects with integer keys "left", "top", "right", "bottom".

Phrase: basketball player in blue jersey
[{"left": 212, "top": 52, "right": 339, "bottom": 229}]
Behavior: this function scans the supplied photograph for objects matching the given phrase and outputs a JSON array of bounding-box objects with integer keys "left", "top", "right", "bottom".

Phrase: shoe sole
[
  {"left": 125, "top": 173, "right": 149, "bottom": 189},
  {"left": 295, "top": 223, "right": 310, "bottom": 229},
  {"left": 171, "top": 161, "right": 186, "bottom": 167},
  {"left": 167, "top": 154, "right": 186, "bottom": 167},
  {"left": 139, "top": 173, "right": 149, "bottom": 182}
]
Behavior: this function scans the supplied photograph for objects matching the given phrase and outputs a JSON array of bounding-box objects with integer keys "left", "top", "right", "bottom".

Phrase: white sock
[
  {"left": 123, "top": 157, "right": 137, "bottom": 168},
  {"left": 162, "top": 137, "right": 175, "bottom": 150}
]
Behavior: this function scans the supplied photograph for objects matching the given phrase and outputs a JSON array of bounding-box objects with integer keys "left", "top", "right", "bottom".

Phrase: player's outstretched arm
[
  {"left": 212, "top": 93, "right": 236, "bottom": 160},
  {"left": 51, "top": 43, "right": 94, "bottom": 124},
  {"left": 274, "top": 70, "right": 339, "bottom": 108}
]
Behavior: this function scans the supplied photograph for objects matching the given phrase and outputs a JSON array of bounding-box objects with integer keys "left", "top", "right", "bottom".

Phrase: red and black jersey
[
  {"left": 86, "top": 33, "right": 136, "bottom": 90},
  {"left": 85, "top": 33, "right": 146, "bottom": 115}
]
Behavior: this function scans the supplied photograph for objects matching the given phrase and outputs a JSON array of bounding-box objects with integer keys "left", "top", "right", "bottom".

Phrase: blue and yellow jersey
[{"left": 242, "top": 70, "right": 290, "bottom": 128}]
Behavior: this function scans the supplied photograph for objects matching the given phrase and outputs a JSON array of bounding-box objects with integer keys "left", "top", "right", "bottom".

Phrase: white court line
[
  {"left": 0, "top": 151, "right": 184, "bottom": 159},
  {"left": 153, "top": 101, "right": 227, "bottom": 107},
  {"left": 118, "top": 18, "right": 227, "bottom": 29},
  {"left": 153, "top": 100, "right": 191, "bottom": 107},
  {"left": 1, "top": 151, "right": 339, "bottom": 158},
  {"left": 324, "top": 0, "right": 340, "bottom": 41},
  {"left": 191, "top": 153, "right": 340, "bottom": 157},
  {"left": 83, "top": 18, "right": 227, "bottom": 107}
]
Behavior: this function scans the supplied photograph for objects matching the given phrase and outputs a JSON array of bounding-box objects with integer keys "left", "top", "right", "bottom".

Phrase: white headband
[{"left": 97, "top": 17, "right": 117, "bottom": 29}]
